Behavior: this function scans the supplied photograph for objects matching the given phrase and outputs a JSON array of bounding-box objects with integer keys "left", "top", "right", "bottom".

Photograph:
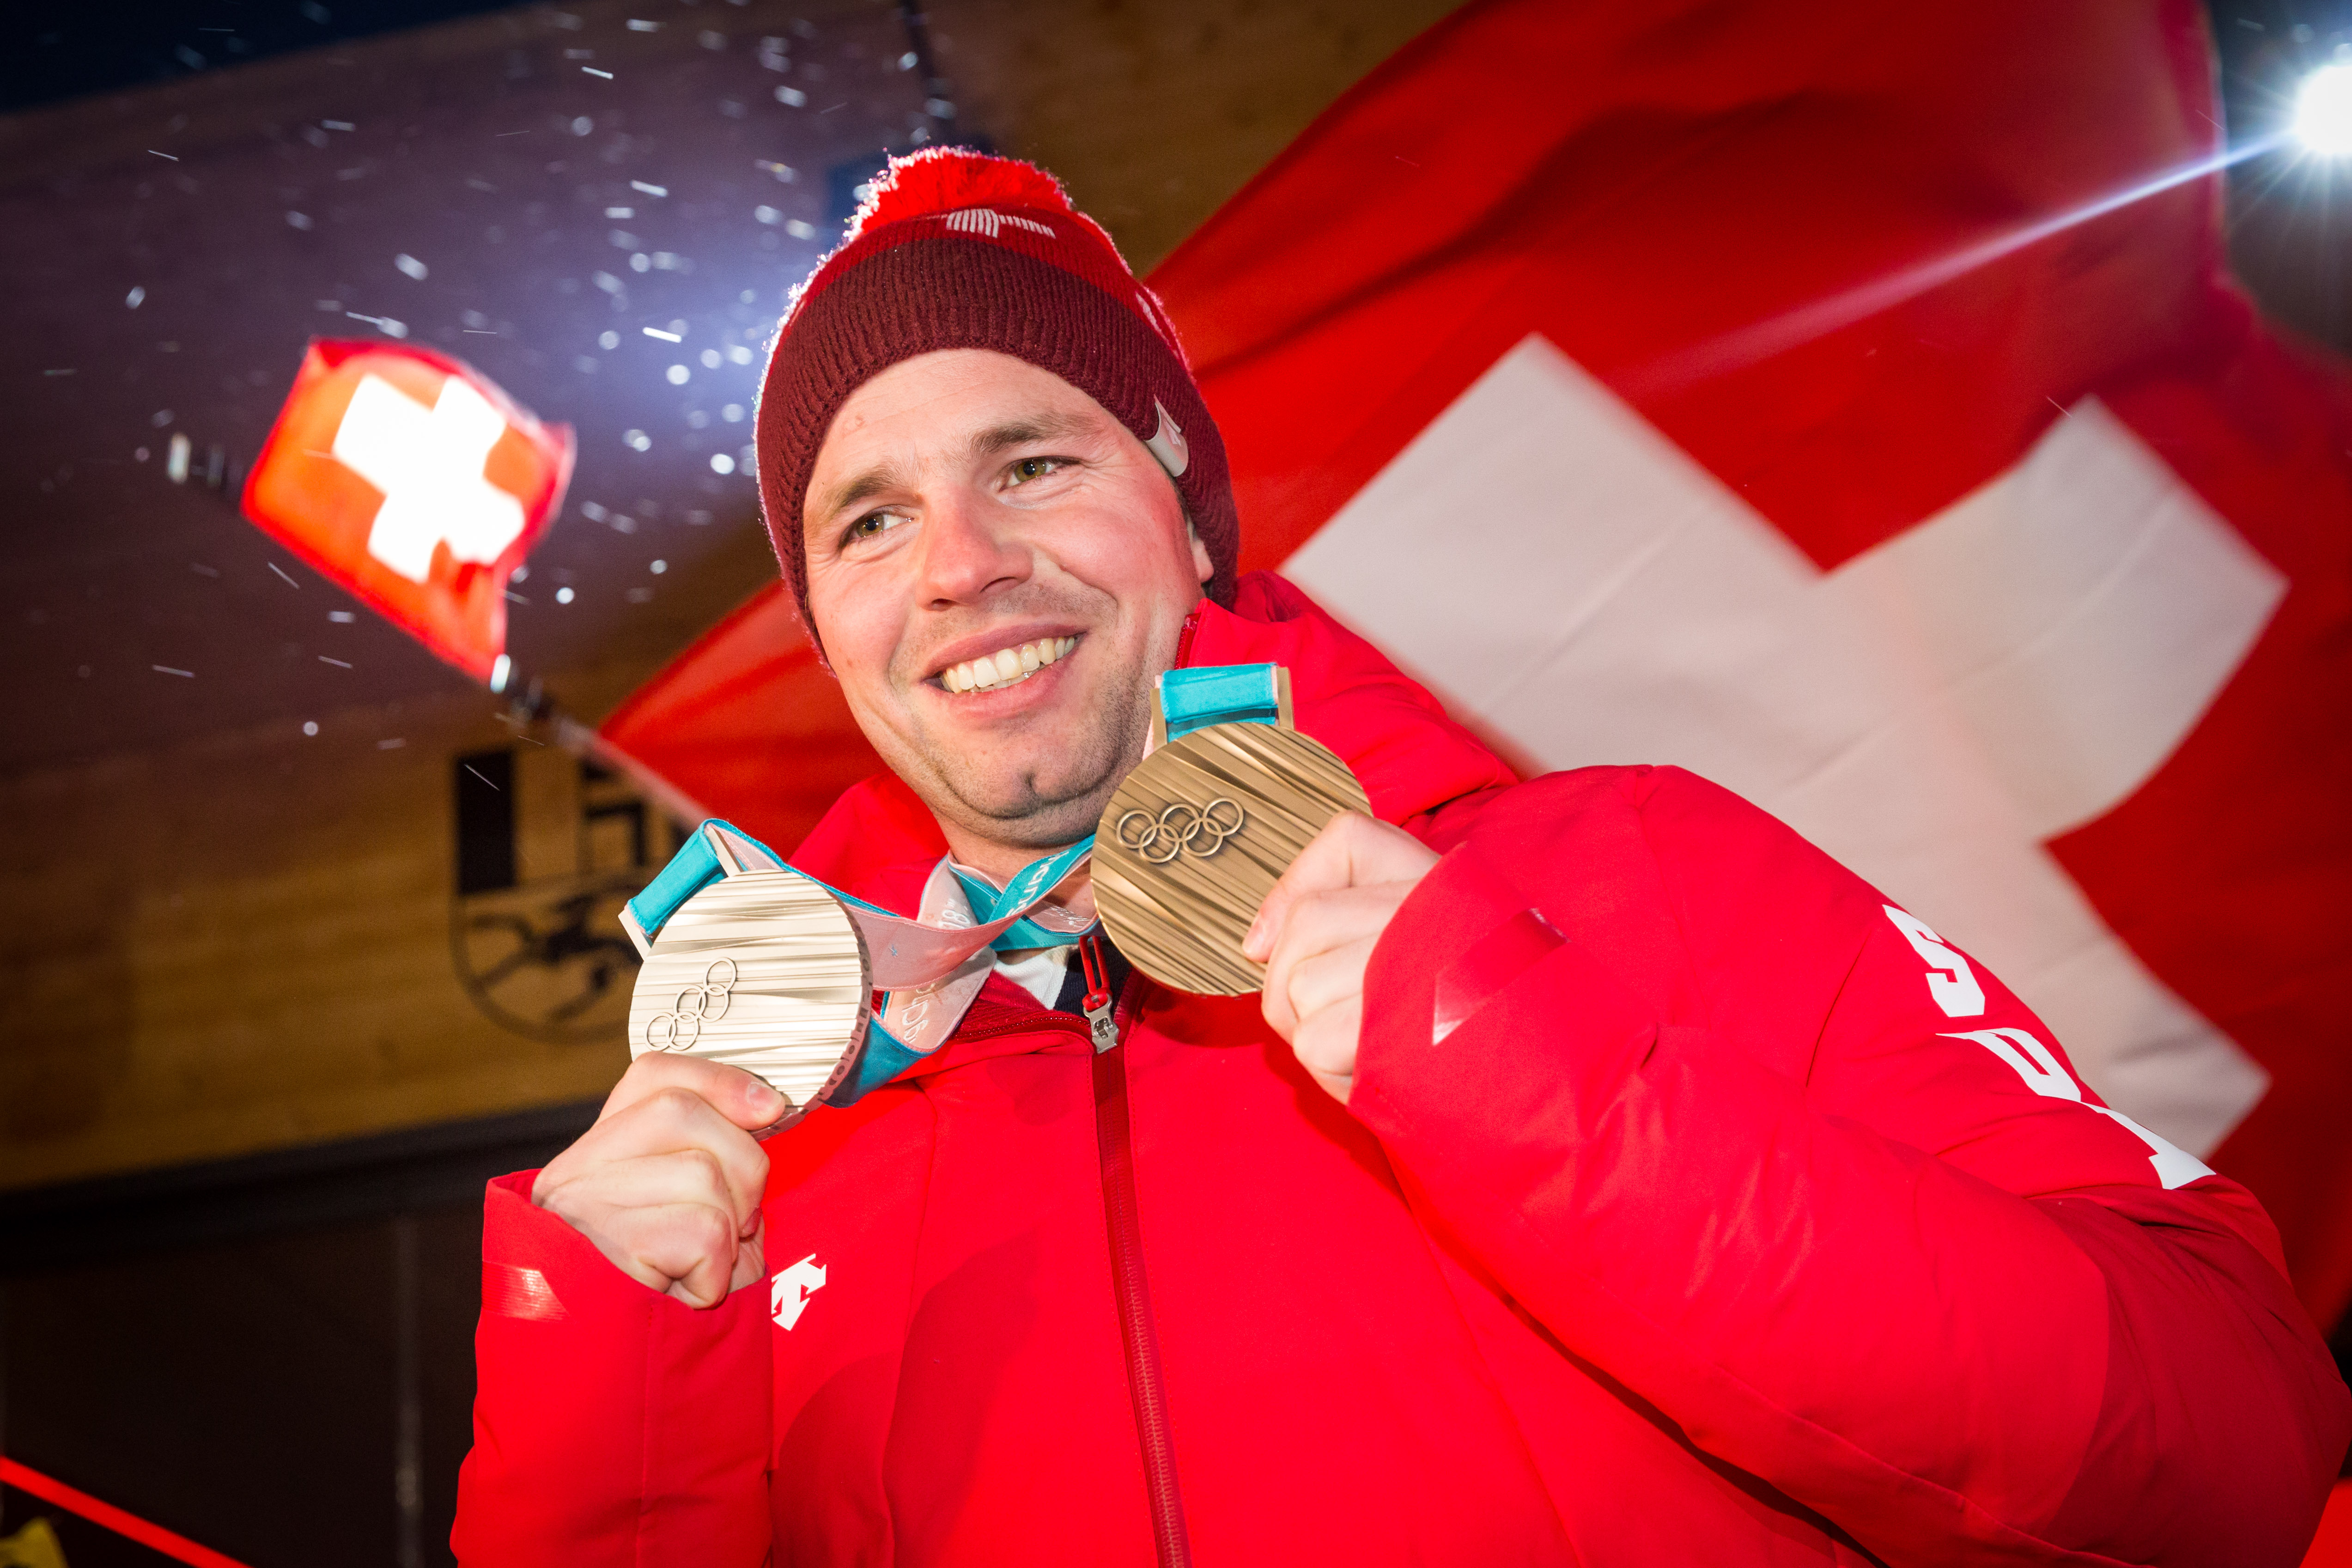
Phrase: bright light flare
[{"left": 2295, "top": 63, "right": 2352, "bottom": 156}]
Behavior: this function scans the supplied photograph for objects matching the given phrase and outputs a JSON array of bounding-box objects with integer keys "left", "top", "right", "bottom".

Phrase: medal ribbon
[
  {"left": 865, "top": 667, "right": 1280, "bottom": 1074},
  {"left": 622, "top": 662, "right": 1286, "bottom": 973},
  {"left": 1158, "top": 662, "right": 1281, "bottom": 739},
  {"left": 623, "top": 821, "right": 1100, "bottom": 1105},
  {"left": 623, "top": 820, "right": 1094, "bottom": 989},
  {"left": 620, "top": 662, "right": 1289, "bottom": 1104}
]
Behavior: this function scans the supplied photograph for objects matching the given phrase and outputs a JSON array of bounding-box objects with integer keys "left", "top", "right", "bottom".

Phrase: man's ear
[{"left": 1188, "top": 522, "right": 1214, "bottom": 587}]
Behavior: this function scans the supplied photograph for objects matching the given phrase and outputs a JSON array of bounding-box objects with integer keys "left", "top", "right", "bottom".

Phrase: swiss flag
[
  {"left": 241, "top": 340, "right": 574, "bottom": 680},
  {"left": 602, "top": 0, "right": 2352, "bottom": 1332}
]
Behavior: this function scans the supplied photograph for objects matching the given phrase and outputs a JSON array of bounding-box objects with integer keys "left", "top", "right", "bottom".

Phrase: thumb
[
  {"left": 1244, "top": 812, "right": 1369, "bottom": 963},
  {"left": 723, "top": 1068, "right": 792, "bottom": 1130},
  {"left": 604, "top": 1053, "right": 790, "bottom": 1128}
]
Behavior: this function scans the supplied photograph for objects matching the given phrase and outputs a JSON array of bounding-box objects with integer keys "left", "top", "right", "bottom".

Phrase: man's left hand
[{"left": 1243, "top": 813, "right": 1439, "bottom": 1103}]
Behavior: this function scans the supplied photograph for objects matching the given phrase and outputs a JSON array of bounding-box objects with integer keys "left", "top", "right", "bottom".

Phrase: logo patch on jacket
[{"left": 771, "top": 1254, "right": 827, "bottom": 1330}]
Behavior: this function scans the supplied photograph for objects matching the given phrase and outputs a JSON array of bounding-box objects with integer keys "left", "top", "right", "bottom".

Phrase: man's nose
[{"left": 917, "top": 490, "right": 1030, "bottom": 606}]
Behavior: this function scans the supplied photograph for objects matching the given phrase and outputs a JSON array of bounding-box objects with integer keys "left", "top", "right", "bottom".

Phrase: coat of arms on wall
[{"left": 450, "top": 746, "right": 673, "bottom": 1043}]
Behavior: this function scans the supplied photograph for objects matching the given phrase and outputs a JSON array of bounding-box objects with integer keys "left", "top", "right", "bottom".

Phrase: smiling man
[
  {"left": 801, "top": 349, "right": 1213, "bottom": 884},
  {"left": 454, "top": 152, "right": 2348, "bottom": 1567}
]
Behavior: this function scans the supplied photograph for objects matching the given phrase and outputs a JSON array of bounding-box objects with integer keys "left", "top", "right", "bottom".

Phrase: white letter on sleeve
[
  {"left": 1883, "top": 905, "right": 1987, "bottom": 1017},
  {"left": 1944, "top": 1027, "right": 2213, "bottom": 1189}
]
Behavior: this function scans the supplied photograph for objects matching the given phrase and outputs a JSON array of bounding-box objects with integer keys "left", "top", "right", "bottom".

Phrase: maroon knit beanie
[{"left": 755, "top": 149, "right": 1239, "bottom": 653}]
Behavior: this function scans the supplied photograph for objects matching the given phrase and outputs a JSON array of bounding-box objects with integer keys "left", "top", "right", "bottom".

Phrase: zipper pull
[{"left": 1079, "top": 932, "right": 1118, "bottom": 1053}]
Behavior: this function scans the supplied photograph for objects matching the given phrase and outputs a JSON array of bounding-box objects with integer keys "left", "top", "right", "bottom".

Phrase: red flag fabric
[
  {"left": 598, "top": 586, "right": 879, "bottom": 849},
  {"left": 604, "top": 0, "right": 2352, "bottom": 1327},
  {"left": 240, "top": 339, "right": 573, "bottom": 680}
]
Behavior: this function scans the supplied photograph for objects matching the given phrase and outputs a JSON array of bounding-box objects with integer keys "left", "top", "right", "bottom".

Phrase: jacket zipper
[
  {"left": 944, "top": 939, "right": 1193, "bottom": 1565},
  {"left": 1083, "top": 934, "right": 1193, "bottom": 1568}
]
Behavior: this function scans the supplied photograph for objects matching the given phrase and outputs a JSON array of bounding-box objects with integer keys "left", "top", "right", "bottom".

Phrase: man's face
[{"left": 803, "top": 349, "right": 1215, "bottom": 858}]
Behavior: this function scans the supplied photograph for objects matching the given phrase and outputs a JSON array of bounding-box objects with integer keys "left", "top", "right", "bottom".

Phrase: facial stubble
[
  {"left": 924, "top": 675, "right": 1150, "bottom": 851},
  {"left": 877, "top": 592, "right": 1156, "bottom": 854}
]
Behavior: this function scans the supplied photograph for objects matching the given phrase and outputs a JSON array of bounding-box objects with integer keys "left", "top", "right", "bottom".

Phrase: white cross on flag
[
  {"left": 241, "top": 340, "right": 574, "bottom": 680},
  {"left": 597, "top": 0, "right": 2352, "bottom": 1334}
]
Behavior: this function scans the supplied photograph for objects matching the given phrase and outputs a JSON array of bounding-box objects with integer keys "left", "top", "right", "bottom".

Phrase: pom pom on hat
[{"left": 844, "top": 148, "right": 1076, "bottom": 245}]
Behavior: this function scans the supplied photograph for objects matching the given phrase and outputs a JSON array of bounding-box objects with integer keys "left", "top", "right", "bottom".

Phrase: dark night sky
[{"left": 3, "top": 0, "right": 540, "bottom": 113}]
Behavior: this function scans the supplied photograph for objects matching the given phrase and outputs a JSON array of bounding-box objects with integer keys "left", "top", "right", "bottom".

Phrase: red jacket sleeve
[
  {"left": 451, "top": 1171, "right": 772, "bottom": 1567},
  {"left": 1354, "top": 766, "right": 2350, "bottom": 1568}
]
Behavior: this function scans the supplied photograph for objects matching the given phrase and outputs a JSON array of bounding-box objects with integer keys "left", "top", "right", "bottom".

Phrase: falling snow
[{"left": 16, "top": 0, "right": 930, "bottom": 760}]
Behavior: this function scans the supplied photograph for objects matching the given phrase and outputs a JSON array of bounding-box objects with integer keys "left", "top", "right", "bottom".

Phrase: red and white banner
[
  {"left": 241, "top": 340, "right": 574, "bottom": 681},
  {"left": 604, "top": 0, "right": 2352, "bottom": 1329}
]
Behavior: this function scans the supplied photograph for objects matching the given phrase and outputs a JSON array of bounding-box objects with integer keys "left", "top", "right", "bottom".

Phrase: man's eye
[
  {"left": 845, "top": 511, "right": 906, "bottom": 545},
  {"left": 1009, "top": 456, "right": 1067, "bottom": 485}
]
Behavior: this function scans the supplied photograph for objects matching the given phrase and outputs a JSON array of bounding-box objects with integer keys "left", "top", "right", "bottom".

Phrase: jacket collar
[{"left": 788, "top": 571, "right": 1515, "bottom": 912}]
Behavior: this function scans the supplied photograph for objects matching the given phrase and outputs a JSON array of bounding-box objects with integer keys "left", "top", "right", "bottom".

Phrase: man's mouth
[{"left": 938, "top": 635, "right": 1078, "bottom": 695}]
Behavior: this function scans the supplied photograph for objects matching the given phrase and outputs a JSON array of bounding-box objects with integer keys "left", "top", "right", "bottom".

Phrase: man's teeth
[{"left": 941, "top": 636, "right": 1077, "bottom": 693}]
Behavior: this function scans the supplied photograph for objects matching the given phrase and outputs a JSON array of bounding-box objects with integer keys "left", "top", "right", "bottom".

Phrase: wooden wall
[
  {"left": 2, "top": 687, "right": 620, "bottom": 1187},
  {"left": 0, "top": 0, "right": 1463, "bottom": 1192}
]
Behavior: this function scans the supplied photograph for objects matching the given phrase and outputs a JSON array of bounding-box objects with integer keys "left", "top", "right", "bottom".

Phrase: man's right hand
[{"left": 531, "top": 1055, "right": 787, "bottom": 1308}]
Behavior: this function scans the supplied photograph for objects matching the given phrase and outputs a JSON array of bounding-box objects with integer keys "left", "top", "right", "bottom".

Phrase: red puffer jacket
[{"left": 455, "top": 573, "right": 2348, "bottom": 1568}]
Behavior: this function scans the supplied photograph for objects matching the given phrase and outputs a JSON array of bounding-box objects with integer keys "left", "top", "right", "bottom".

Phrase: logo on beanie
[
  {"left": 937, "top": 207, "right": 1057, "bottom": 241},
  {"left": 1146, "top": 399, "right": 1190, "bottom": 478}
]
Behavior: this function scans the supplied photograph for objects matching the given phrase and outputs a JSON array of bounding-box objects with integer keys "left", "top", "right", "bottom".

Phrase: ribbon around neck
[
  {"left": 623, "top": 820, "right": 1095, "bottom": 991},
  {"left": 622, "top": 663, "right": 1288, "bottom": 983},
  {"left": 616, "top": 663, "right": 1293, "bottom": 1103},
  {"left": 948, "top": 865, "right": 1089, "bottom": 953},
  {"left": 621, "top": 821, "right": 1097, "bottom": 1106}
]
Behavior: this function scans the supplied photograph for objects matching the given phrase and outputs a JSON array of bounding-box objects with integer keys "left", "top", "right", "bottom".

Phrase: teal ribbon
[
  {"left": 626, "top": 817, "right": 777, "bottom": 939},
  {"left": 626, "top": 818, "right": 1093, "bottom": 952},
  {"left": 1159, "top": 663, "right": 1280, "bottom": 740},
  {"left": 624, "top": 820, "right": 1095, "bottom": 1104},
  {"left": 629, "top": 664, "right": 1283, "bottom": 944},
  {"left": 624, "top": 662, "right": 1287, "bottom": 1105},
  {"left": 950, "top": 865, "right": 1089, "bottom": 953},
  {"left": 838, "top": 1027, "right": 924, "bottom": 1104}
]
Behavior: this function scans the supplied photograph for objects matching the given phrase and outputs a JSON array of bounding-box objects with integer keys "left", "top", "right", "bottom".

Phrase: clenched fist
[
  {"left": 532, "top": 1054, "right": 787, "bottom": 1308},
  {"left": 1243, "top": 812, "right": 1439, "bottom": 1103}
]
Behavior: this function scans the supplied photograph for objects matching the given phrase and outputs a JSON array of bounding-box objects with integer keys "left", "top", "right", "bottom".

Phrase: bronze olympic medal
[
  {"left": 1093, "top": 721, "right": 1371, "bottom": 995},
  {"left": 626, "top": 865, "right": 872, "bottom": 1127}
]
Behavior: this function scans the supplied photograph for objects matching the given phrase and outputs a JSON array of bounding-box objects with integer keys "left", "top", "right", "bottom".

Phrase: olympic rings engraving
[
  {"left": 644, "top": 957, "right": 738, "bottom": 1051},
  {"left": 1114, "top": 798, "right": 1247, "bottom": 864}
]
